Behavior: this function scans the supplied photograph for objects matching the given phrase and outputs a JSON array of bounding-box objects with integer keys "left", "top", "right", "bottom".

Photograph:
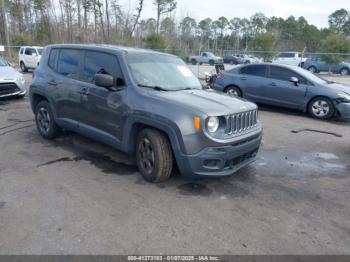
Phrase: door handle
[
  {"left": 78, "top": 87, "right": 90, "bottom": 95},
  {"left": 48, "top": 80, "right": 58, "bottom": 86}
]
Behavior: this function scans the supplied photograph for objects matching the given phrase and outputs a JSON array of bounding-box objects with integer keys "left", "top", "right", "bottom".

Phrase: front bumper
[
  {"left": 175, "top": 132, "right": 262, "bottom": 178},
  {"left": 0, "top": 79, "right": 26, "bottom": 98},
  {"left": 336, "top": 102, "right": 350, "bottom": 120}
]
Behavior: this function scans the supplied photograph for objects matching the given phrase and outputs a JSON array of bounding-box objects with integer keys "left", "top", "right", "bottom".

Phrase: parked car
[
  {"left": 303, "top": 57, "right": 350, "bottom": 75},
  {"left": 272, "top": 52, "right": 307, "bottom": 67},
  {"left": 213, "top": 63, "right": 350, "bottom": 120},
  {"left": 29, "top": 44, "right": 262, "bottom": 183},
  {"left": 18, "top": 46, "right": 43, "bottom": 72},
  {"left": 189, "top": 52, "right": 223, "bottom": 65},
  {"left": 223, "top": 55, "right": 241, "bottom": 65},
  {"left": 0, "top": 56, "right": 26, "bottom": 98},
  {"left": 233, "top": 54, "right": 262, "bottom": 64}
]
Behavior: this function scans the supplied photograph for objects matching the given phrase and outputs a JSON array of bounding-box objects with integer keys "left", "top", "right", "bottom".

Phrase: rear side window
[
  {"left": 57, "top": 49, "right": 81, "bottom": 79},
  {"left": 240, "top": 65, "right": 267, "bottom": 77},
  {"left": 25, "top": 48, "right": 36, "bottom": 55},
  {"left": 20, "top": 48, "right": 24, "bottom": 54},
  {"left": 48, "top": 49, "right": 59, "bottom": 70},
  {"left": 269, "top": 66, "right": 307, "bottom": 85},
  {"left": 82, "top": 51, "right": 122, "bottom": 83}
]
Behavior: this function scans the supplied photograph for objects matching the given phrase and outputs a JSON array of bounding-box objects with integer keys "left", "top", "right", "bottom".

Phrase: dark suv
[{"left": 29, "top": 44, "right": 262, "bottom": 182}]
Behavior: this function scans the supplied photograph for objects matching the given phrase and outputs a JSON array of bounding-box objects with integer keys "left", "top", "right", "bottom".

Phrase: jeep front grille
[{"left": 224, "top": 110, "right": 258, "bottom": 135}]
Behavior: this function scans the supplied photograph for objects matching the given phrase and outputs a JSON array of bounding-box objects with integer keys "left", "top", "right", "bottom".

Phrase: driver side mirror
[
  {"left": 290, "top": 76, "right": 299, "bottom": 86},
  {"left": 94, "top": 73, "right": 125, "bottom": 90}
]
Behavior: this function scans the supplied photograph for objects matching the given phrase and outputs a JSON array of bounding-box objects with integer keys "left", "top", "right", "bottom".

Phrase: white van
[
  {"left": 272, "top": 52, "right": 307, "bottom": 67},
  {"left": 18, "top": 46, "right": 43, "bottom": 72}
]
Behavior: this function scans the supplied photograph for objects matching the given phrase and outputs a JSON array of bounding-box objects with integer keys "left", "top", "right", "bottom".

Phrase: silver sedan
[{"left": 0, "top": 57, "right": 26, "bottom": 98}]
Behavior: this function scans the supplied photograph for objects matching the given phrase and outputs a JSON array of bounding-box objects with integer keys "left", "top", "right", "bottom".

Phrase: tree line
[{"left": 0, "top": 0, "right": 350, "bottom": 60}]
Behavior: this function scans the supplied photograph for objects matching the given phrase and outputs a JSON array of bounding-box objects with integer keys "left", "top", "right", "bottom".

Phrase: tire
[
  {"left": 244, "top": 60, "right": 250, "bottom": 64},
  {"left": 308, "top": 66, "right": 317, "bottom": 73},
  {"left": 35, "top": 101, "right": 62, "bottom": 139},
  {"left": 308, "top": 97, "right": 335, "bottom": 120},
  {"left": 209, "top": 60, "right": 214, "bottom": 66},
  {"left": 225, "top": 86, "right": 242, "bottom": 97},
  {"left": 339, "top": 67, "right": 349, "bottom": 76},
  {"left": 191, "top": 59, "right": 197, "bottom": 65},
  {"left": 20, "top": 62, "right": 28, "bottom": 73},
  {"left": 199, "top": 62, "right": 203, "bottom": 65},
  {"left": 230, "top": 60, "right": 234, "bottom": 65},
  {"left": 136, "top": 128, "right": 173, "bottom": 183}
]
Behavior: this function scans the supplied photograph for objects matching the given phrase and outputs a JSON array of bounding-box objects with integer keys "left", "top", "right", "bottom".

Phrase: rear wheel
[
  {"left": 339, "top": 67, "right": 349, "bottom": 76},
  {"left": 191, "top": 59, "right": 197, "bottom": 65},
  {"left": 35, "top": 101, "right": 62, "bottom": 139},
  {"left": 308, "top": 97, "right": 335, "bottom": 120},
  {"left": 225, "top": 86, "right": 242, "bottom": 97},
  {"left": 136, "top": 128, "right": 173, "bottom": 183},
  {"left": 308, "top": 66, "right": 317, "bottom": 73},
  {"left": 20, "top": 62, "right": 28, "bottom": 73},
  {"left": 209, "top": 60, "right": 214, "bottom": 66}
]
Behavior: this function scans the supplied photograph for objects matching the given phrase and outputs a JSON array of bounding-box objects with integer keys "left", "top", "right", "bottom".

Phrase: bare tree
[
  {"left": 130, "top": 0, "right": 143, "bottom": 38},
  {"left": 153, "top": 0, "right": 177, "bottom": 34}
]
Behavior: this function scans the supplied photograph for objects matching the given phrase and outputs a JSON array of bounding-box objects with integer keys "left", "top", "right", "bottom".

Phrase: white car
[
  {"left": 18, "top": 46, "right": 43, "bottom": 72},
  {"left": 0, "top": 56, "right": 26, "bottom": 98},
  {"left": 189, "top": 52, "right": 223, "bottom": 65},
  {"left": 272, "top": 52, "right": 307, "bottom": 67}
]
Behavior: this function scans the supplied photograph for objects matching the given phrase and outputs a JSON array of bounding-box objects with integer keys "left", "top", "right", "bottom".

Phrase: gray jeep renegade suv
[{"left": 29, "top": 44, "right": 262, "bottom": 182}]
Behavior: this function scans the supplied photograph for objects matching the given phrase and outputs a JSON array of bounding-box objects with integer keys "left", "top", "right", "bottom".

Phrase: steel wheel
[
  {"left": 311, "top": 100, "right": 330, "bottom": 117},
  {"left": 225, "top": 86, "right": 242, "bottom": 97},
  {"left": 138, "top": 137, "right": 155, "bottom": 175},
  {"left": 37, "top": 107, "right": 51, "bottom": 135}
]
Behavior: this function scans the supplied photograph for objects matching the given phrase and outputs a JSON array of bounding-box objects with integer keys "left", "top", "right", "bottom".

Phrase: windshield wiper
[{"left": 138, "top": 84, "right": 169, "bottom": 91}]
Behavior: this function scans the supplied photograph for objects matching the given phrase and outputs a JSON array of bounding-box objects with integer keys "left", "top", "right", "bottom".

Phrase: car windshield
[
  {"left": 292, "top": 66, "right": 330, "bottom": 85},
  {"left": 37, "top": 48, "right": 43, "bottom": 55},
  {"left": 0, "top": 57, "right": 8, "bottom": 66},
  {"left": 126, "top": 52, "right": 202, "bottom": 91}
]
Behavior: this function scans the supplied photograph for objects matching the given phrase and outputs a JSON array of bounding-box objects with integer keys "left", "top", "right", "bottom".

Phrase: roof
[{"left": 45, "top": 44, "right": 173, "bottom": 56}]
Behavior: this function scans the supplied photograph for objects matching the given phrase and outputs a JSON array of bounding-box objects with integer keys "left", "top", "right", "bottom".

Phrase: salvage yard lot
[{"left": 0, "top": 72, "right": 350, "bottom": 254}]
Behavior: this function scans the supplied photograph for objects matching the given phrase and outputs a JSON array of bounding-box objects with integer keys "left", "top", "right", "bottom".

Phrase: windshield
[
  {"left": 126, "top": 52, "right": 202, "bottom": 91},
  {"left": 0, "top": 57, "right": 8, "bottom": 66},
  {"left": 293, "top": 66, "right": 330, "bottom": 85},
  {"left": 37, "top": 48, "right": 43, "bottom": 55}
]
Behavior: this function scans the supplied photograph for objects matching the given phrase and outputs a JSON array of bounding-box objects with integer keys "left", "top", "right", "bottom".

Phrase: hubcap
[
  {"left": 340, "top": 69, "right": 348, "bottom": 75},
  {"left": 37, "top": 107, "right": 51, "bottom": 134},
  {"left": 312, "top": 100, "right": 330, "bottom": 117},
  {"left": 227, "top": 89, "right": 239, "bottom": 97},
  {"left": 138, "top": 138, "right": 155, "bottom": 175},
  {"left": 309, "top": 67, "right": 315, "bottom": 73}
]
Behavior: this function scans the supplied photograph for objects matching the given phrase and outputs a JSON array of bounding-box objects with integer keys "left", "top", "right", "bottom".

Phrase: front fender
[{"left": 121, "top": 113, "right": 185, "bottom": 155}]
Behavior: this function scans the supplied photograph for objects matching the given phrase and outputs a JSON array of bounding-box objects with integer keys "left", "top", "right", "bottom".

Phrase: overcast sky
[{"left": 120, "top": 0, "right": 346, "bottom": 28}]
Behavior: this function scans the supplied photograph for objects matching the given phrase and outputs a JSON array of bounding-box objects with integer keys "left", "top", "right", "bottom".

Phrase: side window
[
  {"left": 269, "top": 66, "right": 307, "bottom": 84},
  {"left": 57, "top": 49, "right": 81, "bottom": 79},
  {"left": 202, "top": 53, "right": 207, "bottom": 57},
  {"left": 25, "top": 48, "right": 36, "bottom": 55},
  {"left": 82, "top": 51, "right": 122, "bottom": 83},
  {"left": 48, "top": 49, "right": 59, "bottom": 70},
  {"left": 240, "top": 65, "right": 267, "bottom": 77}
]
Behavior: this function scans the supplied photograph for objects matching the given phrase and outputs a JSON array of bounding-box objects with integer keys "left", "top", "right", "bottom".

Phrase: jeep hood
[{"left": 152, "top": 89, "right": 257, "bottom": 116}]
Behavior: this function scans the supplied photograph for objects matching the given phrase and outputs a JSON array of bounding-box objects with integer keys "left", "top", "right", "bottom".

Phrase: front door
[
  {"left": 264, "top": 65, "right": 308, "bottom": 109},
  {"left": 78, "top": 50, "right": 127, "bottom": 142}
]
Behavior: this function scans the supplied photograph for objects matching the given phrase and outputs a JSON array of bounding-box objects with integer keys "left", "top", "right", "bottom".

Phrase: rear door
[
  {"left": 265, "top": 65, "right": 308, "bottom": 109},
  {"left": 237, "top": 64, "right": 269, "bottom": 103},
  {"left": 24, "top": 48, "right": 37, "bottom": 67},
  {"left": 50, "top": 48, "right": 85, "bottom": 129},
  {"left": 78, "top": 50, "right": 127, "bottom": 141}
]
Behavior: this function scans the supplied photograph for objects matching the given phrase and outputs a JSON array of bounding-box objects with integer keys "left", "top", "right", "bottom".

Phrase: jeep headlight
[
  {"left": 206, "top": 116, "right": 219, "bottom": 133},
  {"left": 337, "top": 93, "right": 350, "bottom": 102}
]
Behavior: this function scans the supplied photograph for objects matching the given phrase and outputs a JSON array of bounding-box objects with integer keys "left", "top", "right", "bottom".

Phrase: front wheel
[
  {"left": 308, "top": 97, "right": 335, "bottom": 120},
  {"left": 339, "top": 68, "right": 349, "bottom": 76},
  {"left": 225, "top": 86, "right": 242, "bottom": 97},
  {"left": 136, "top": 128, "right": 173, "bottom": 183},
  {"left": 35, "top": 101, "right": 62, "bottom": 139},
  {"left": 308, "top": 66, "right": 317, "bottom": 73},
  {"left": 20, "top": 62, "right": 28, "bottom": 73}
]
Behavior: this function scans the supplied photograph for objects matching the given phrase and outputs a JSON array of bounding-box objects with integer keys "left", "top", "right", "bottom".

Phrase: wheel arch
[{"left": 224, "top": 85, "right": 243, "bottom": 96}]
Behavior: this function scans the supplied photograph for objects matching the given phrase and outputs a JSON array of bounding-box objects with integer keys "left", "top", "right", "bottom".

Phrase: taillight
[
  {"left": 32, "top": 71, "right": 35, "bottom": 79},
  {"left": 216, "top": 72, "right": 224, "bottom": 78}
]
